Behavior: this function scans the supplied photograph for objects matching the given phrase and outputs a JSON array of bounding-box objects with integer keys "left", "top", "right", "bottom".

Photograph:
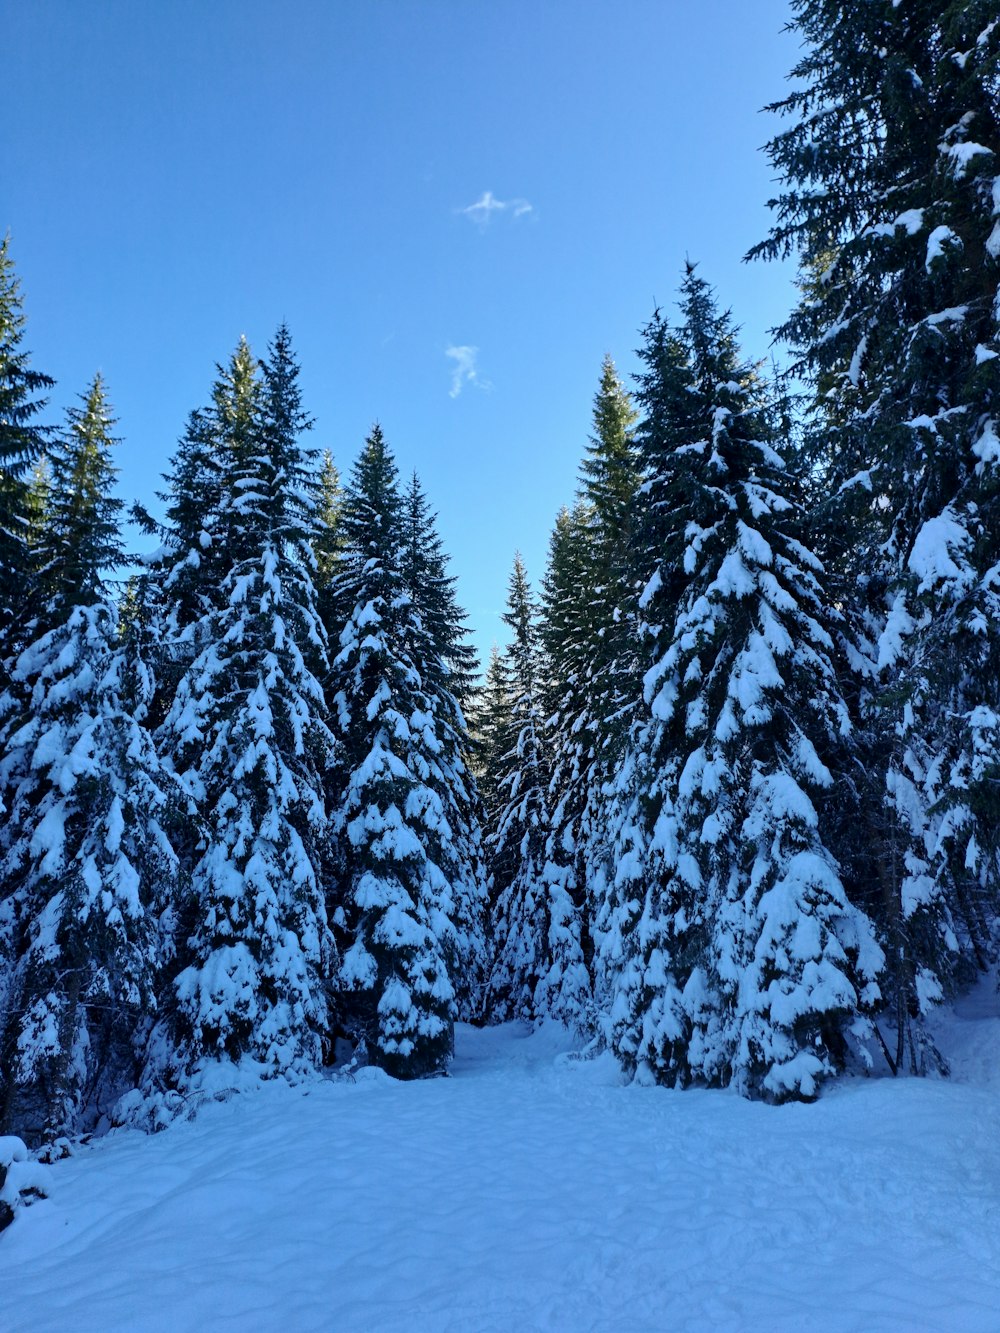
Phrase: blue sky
[{"left": 5, "top": 0, "right": 797, "bottom": 665}]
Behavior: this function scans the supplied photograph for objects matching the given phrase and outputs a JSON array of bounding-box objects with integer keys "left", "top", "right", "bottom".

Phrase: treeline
[
  {"left": 0, "top": 302, "right": 487, "bottom": 1141},
  {"left": 479, "top": 0, "right": 1000, "bottom": 1095},
  {"left": 1, "top": 0, "right": 999, "bottom": 1141}
]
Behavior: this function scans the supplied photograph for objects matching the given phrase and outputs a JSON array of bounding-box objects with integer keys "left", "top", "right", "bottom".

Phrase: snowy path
[{"left": 4, "top": 1008, "right": 1000, "bottom": 1332}]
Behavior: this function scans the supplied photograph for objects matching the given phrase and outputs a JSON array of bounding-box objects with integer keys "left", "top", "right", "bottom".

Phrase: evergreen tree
[
  {"left": 32, "top": 377, "right": 123, "bottom": 635},
  {"left": 578, "top": 354, "right": 642, "bottom": 766},
  {"left": 23, "top": 454, "right": 51, "bottom": 570},
  {"left": 602, "top": 272, "right": 884, "bottom": 1100},
  {"left": 309, "top": 447, "right": 349, "bottom": 936},
  {"left": 486, "top": 554, "right": 566, "bottom": 1022},
  {"left": 538, "top": 358, "right": 642, "bottom": 1030},
  {"left": 538, "top": 504, "right": 596, "bottom": 1026},
  {"left": 0, "top": 377, "right": 177, "bottom": 1140},
  {"left": 399, "top": 473, "right": 487, "bottom": 1019},
  {"left": 329, "top": 426, "right": 458, "bottom": 1077},
  {"left": 313, "top": 449, "right": 345, "bottom": 597},
  {"left": 473, "top": 644, "right": 513, "bottom": 839},
  {"left": 159, "top": 330, "right": 336, "bottom": 1088},
  {"left": 401, "top": 473, "right": 480, "bottom": 708},
  {"left": 0, "top": 237, "right": 53, "bottom": 671},
  {"left": 751, "top": 0, "right": 1000, "bottom": 1065},
  {"left": 596, "top": 305, "right": 706, "bottom": 1078},
  {"left": 134, "top": 343, "right": 256, "bottom": 732}
]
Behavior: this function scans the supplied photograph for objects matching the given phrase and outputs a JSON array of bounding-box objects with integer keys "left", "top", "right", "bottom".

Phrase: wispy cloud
[
  {"left": 458, "top": 190, "right": 534, "bottom": 227},
  {"left": 445, "top": 345, "right": 490, "bottom": 398}
]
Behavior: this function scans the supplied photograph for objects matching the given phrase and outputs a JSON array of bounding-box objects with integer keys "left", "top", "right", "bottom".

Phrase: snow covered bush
[{"left": 0, "top": 1135, "right": 51, "bottom": 1233}]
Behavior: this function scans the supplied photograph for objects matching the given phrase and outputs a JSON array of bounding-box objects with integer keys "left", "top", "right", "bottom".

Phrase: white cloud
[
  {"left": 460, "top": 191, "right": 507, "bottom": 226},
  {"left": 445, "top": 345, "right": 490, "bottom": 398},
  {"left": 458, "top": 191, "right": 534, "bottom": 227}
]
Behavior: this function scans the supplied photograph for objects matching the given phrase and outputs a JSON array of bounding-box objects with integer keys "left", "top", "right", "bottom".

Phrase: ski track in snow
[{"left": 4, "top": 998, "right": 1000, "bottom": 1333}]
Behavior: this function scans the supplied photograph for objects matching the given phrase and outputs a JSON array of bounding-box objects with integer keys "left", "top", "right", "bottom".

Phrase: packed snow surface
[{"left": 5, "top": 994, "right": 1000, "bottom": 1332}]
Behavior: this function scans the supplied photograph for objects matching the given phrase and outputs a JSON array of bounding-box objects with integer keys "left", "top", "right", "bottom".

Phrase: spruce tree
[
  {"left": 401, "top": 472, "right": 480, "bottom": 709},
  {"left": 538, "top": 358, "right": 642, "bottom": 1030},
  {"left": 486, "top": 554, "right": 567, "bottom": 1023},
  {"left": 751, "top": 0, "right": 1000, "bottom": 1066},
  {"left": 328, "top": 426, "right": 458, "bottom": 1077},
  {"left": 596, "top": 306, "right": 705, "bottom": 1080},
  {"left": 473, "top": 644, "right": 513, "bottom": 839},
  {"left": 32, "top": 377, "right": 124, "bottom": 635},
  {"left": 538, "top": 504, "right": 595, "bottom": 1026},
  {"left": 0, "top": 377, "right": 177, "bottom": 1140},
  {"left": 399, "top": 473, "right": 487, "bottom": 1019},
  {"left": 23, "top": 454, "right": 51, "bottom": 573},
  {"left": 0, "top": 237, "right": 53, "bottom": 672},
  {"left": 578, "top": 355, "right": 642, "bottom": 766},
  {"left": 603, "top": 273, "right": 884, "bottom": 1099},
  {"left": 159, "top": 330, "right": 336, "bottom": 1088},
  {"left": 313, "top": 449, "right": 345, "bottom": 602},
  {"left": 134, "top": 343, "right": 257, "bottom": 734}
]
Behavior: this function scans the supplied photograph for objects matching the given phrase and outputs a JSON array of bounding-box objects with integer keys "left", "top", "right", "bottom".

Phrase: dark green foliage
[
  {"left": 0, "top": 377, "right": 178, "bottom": 1141},
  {"left": 486, "top": 554, "right": 570, "bottom": 1021},
  {"left": 751, "top": 0, "right": 1000, "bottom": 1068},
  {"left": 541, "top": 501, "right": 595, "bottom": 847},
  {"left": 0, "top": 237, "right": 53, "bottom": 667},
  {"left": 599, "top": 269, "right": 884, "bottom": 1100},
  {"left": 312, "top": 449, "right": 345, "bottom": 624},
  {"left": 159, "top": 330, "right": 336, "bottom": 1082},
  {"left": 399, "top": 473, "right": 487, "bottom": 1017},
  {"left": 33, "top": 376, "right": 124, "bottom": 635},
  {"left": 578, "top": 355, "right": 642, "bottom": 766},
  {"left": 329, "top": 426, "right": 460, "bottom": 1077},
  {"left": 473, "top": 644, "right": 512, "bottom": 839}
]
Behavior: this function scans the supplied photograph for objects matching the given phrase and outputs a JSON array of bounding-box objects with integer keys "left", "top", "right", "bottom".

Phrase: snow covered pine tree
[
  {"left": 750, "top": 0, "right": 1000, "bottom": 1069},
  {"left": 539, "top": 356, "right": 642, "bottom": 1031},
  {"left": 602, "top": 270, "right": 884, "bottom": 1100},
  {"left": 155, "top": 330, "right": 336, "bottom": 1094},
  {"left": 0, "top": 377, "right": 178, "bottom": 1140},
  {"left": 399, "top": 473, "right": 487, "bottom": 1020},
  {"left": 485, "top": 554, "right": 576, "bottom": 1023},
  {"left": 0, "top": 235, "right": 53, "bottom": 677},
  {"left": 327, "top": 426, "right": 463, "bottom": 1078}
]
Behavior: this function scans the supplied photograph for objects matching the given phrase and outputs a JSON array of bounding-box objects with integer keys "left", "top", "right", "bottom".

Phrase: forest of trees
[{"left": 1, "top": 0, "right": 998, "bottom": 1141}]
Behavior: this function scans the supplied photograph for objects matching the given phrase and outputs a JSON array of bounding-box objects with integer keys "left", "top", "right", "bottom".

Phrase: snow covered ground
[{"left": 5, "top": 990, "right": 1000, "bottom": 1332}]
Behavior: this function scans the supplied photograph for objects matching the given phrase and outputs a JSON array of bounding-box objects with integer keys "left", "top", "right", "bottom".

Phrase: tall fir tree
[
  {"left": 577, "top": 354, "right": 642, "bottom": 767},
  {"left": 751, "top": 0, "right": 1000, "bottom": 1067},
  {"left": 601, "top": 272, "right": 884, "bottom": 1100},
  {"left": 23, "top": 454, "right": 51, "bottom": 571},
  {"left": 538, "top": 357, "right": 642, "bottom": 1030},
  {"left": 401, "top": 472, "right": 480, "bottom": 709},
  {"left": 0, "top": 236, "right": 53, "bottom": 673},
  {"left": 0, "top": 377, "right": 178, "bottom": 1140},
  {"left": 32, "top": 377, "right": 124, "bottom": 636},
  {"left": 473, "top": 644, "right": 513, "bottom": 840},
  {"left": 538, "top": 504, "right": 596, "bottom": 1026},
  {"left": 157, "top": 330, "right": 336, "bottom": 1090},
  {"left": 595, "top": 305, "right": 706, "bottom": 1077},
  {"left": 328, "top": 426, "right": 460, "bottom": 1077},
  {"left": 485, "top": 554, "right": 569, "bottom": 1023},
  {"left": 313, "top": 449, "right": 345, "bottom": 603},
  {"left": 399, "top": 473, "right": 487, "bottom": 1019},
  {"left": 134, "top": 341, "right": 265, "bottom": 737}
]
